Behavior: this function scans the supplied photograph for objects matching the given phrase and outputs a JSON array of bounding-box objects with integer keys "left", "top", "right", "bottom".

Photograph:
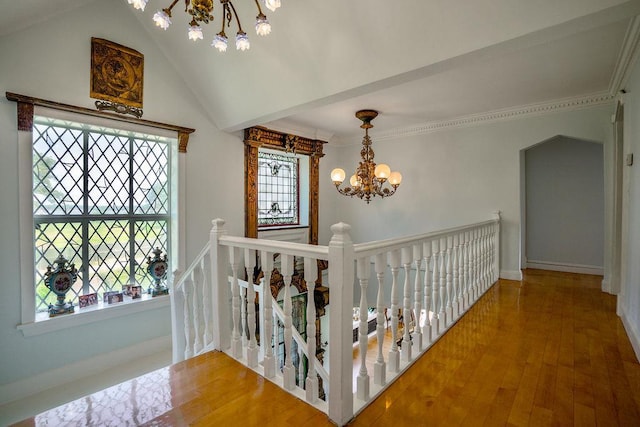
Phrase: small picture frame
[
  {"left": 103, "top": 291, "right": 119, "bottom": 303},
  {"left": 122, "top": 284, "right": 132, "bottom": 296},
  {"left": 79, "top": 292, "right": 98, "bottom": 308},
  {"left": 108, "top": 292, "right": 124, "bottom": 304},
  {"left": 131, "top": 285, "right": 142, "bottom": 299}
]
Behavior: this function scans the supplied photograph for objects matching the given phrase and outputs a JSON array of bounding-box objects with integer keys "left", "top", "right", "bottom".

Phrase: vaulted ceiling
[{"left": 2, "top": 0, "right": 639, "bottom": 143}]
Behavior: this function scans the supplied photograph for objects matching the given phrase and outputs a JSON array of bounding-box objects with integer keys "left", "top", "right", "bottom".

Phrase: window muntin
[
  {"left": 32, "top": 117, "right": 172, "bottom": 313},
  {"left": 257, "top": 151, "right": 299, "bottom": 227}
]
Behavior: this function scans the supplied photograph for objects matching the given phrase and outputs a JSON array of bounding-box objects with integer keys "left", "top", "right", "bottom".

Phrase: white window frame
[{"left": 16, "top": 106, "right": 185, "bottom": 337}]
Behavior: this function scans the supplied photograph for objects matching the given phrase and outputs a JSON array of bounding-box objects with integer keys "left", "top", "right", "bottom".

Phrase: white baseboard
[
  {"left": 500, "top": 270, "right": 523, "bottom": 281},
  {"left": 526, "top": 260, "right": 603, "bottom": 276},
  {"left": 619, "top": 304, "right": 640, "bottom": 363},
  {"left": 0, "top": 335, "right": 171, "bottom": 407}
]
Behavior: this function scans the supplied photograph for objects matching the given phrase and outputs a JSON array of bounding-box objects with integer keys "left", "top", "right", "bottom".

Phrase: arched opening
[{"left": 520, "top": 135, "right": 605, "bottom": 275}]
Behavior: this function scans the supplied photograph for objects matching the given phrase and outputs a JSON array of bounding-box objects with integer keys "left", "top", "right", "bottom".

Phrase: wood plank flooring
[{"left": 12, "top": 270, "right": 640, "bottom": 426}]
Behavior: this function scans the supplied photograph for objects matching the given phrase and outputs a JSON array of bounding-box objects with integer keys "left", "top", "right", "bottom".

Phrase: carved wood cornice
[
  {"left": 244, "top": 126, "right": 326, "bottom": 157},
  {"left": 6, "top": 92, "right": 195, "bottom": 153}
]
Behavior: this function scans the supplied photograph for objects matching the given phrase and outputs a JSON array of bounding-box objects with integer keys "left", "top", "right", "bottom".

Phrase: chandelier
[
  {"left": 127, "top": 0, "right": 281, "bottom": 52},
  {"left": 330, "top": 110, "right": 402, "bottom": 204}
]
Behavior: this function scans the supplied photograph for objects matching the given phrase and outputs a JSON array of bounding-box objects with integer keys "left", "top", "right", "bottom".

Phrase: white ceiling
[{"left": 2, "top": 0, "right": 640, "bottom": 143}]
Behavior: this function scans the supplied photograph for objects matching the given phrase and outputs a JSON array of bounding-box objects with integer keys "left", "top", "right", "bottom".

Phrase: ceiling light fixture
[
  {"left": 127, "top": 0, "right": 281, "bottom": 52},
  {"left": 330, "top": 110, "right": 402, "bottom": 204}
]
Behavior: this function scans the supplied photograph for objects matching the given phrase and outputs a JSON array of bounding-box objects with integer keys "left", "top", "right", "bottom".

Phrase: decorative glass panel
[{"left": 257, "top": 151, "right": 299, "bottom": 226}]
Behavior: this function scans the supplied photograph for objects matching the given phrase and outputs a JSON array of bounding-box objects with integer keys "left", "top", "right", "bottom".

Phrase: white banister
[{"left": 170, "top": 215, "right": 501, "bottom": 426}]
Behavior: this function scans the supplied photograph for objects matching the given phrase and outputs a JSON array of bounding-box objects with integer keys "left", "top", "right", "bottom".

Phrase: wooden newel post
[
  {"left": 210, "top": 218, "right": 231, "bottom": 351},
  {"left": 328, "top": 222, "right": 355, "bottom": 426}
]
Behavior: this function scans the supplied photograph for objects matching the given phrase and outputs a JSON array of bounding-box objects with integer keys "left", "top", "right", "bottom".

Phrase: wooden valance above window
[{"left": 6, "top": 92, "right": 195, "bottom": 153}]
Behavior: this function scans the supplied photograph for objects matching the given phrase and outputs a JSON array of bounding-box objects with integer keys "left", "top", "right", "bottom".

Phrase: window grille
[
  {"left": 257, "top": 151, "right": 299, "bottom": 227},
  {"left": 32, "top": 116, "right": 172, "bottom": 313}
]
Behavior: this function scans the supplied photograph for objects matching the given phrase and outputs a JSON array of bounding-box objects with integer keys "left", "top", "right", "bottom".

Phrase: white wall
[
  {"left": 321, "top": 106, "right": 613, "bottom": 280},
  {"left": 0, "top": 0, "right": 244, "bottom": 404},
  {"left": 525, "top": 136, "right": 604, "bottom": 272},
  {"left": 619, "top": 53, "right": 640, "bottom": 360}
]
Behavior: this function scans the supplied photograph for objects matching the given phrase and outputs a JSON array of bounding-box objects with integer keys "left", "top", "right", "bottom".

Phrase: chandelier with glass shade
[
  {"left": 127, "top": 0, "right": 281, "bottom": 52},
  {"left": 330, "top": 110, "right": 402, "bottom": 204}
]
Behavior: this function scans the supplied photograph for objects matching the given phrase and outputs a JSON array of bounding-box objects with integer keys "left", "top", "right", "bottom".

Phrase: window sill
[{"left": 17, "top": 294, "right": 170, "bottom": 337}]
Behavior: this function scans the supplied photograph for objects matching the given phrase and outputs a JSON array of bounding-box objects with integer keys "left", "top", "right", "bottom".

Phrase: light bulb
[
  {"left": 236, "top": 32, "right": 250, "bottom": 51},
  {"left": 153, "top": 10, "right": 171, "bottom": 30},
  {"left": 255, "top": 14, "right": 271, "bottom": 36},
  {"left": 129, "top": 0, "right": 148, "bottom": 11},
  {"left": 264, "top": 0, "right": 281, "bottom": 12},
  {"left": 331, "top": 168, "right": 346, "bottom": 183},
  {"left": 350, "top": 174, "right": 361, "bottom": 188},
  {"left": 212, "top": 33, "right": 228, "bottom": 52},
  {"left": 374, "top": 163, "right": 391, "bottom": 179},
  {"left": 188, "top": 25, "right": 204, "bottom": 41},
  {"left": 388, "top": 171, "right": 402, "bottom": 186}
]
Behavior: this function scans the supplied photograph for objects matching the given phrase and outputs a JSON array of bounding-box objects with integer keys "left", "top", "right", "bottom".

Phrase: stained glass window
[{"left": 257, "top": 151, "right": 299, "bottom": 227}]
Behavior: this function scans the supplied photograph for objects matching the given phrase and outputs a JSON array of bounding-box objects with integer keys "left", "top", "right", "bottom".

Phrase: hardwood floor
[{"left": 12, "top": 270, "right": 640, "bottom": 426}]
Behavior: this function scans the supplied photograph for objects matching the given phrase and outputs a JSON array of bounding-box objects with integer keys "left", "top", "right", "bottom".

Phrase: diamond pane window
[
  {"left": 32, "top": 116, "right": 173, "bottom": 313},
  {"left": 257, "top": 151, "right": 299, "bottom": 227}
]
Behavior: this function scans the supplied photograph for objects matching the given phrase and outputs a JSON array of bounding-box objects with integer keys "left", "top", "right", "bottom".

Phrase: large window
[
  {"left": 32, "top": 116, "right": 174, "bottom": 314},
  {"left": 257, "top": 150, "right": 300, "bottom": 227}
]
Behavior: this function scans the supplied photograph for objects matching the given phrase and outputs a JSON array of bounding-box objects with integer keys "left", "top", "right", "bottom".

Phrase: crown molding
[
  {"left": 609, "top": 15, "right": 640, "bottom": 95},
  {"left": 370, "top": 92, "right": 615, "bottom": 142}
]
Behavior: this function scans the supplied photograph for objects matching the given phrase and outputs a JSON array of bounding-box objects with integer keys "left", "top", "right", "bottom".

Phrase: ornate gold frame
[
  {"left": 243, "top": 126, "right": 325, "bottom": 243},
  {"left": 90, "top": 38, "right": 144, "bottom": 117}
]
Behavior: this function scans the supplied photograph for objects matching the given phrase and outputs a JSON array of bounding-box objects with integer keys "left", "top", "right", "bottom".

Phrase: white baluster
[
  {"left": 229, "top": 247, "right": 242, "bottom": 359},
  {"left": 356, "top": 256, "right": 370, "bottom": 401},
  {"left": 298, "top": 346, "right": 305, "bottom": 387},
  {"left": 438, "top": 238, "right": 447, "bottom": 334},
  {"left": 388, "top": 249, "right": 401, "bottom": 372},
  {"left": 431, "top": 240, "right": 440, "bottom": 338},
  {"left": 463, "top": 231, "right": 471, "bottom": 309},
  {"left": 182, "top": 279, "right": 193, "bottom": 360},
  {"left": 452, "top": 234, "right": 460, "bottom": 321},
  {"left": 481, "top": 226, "right": 488, "bottom": 292},
  {"left": 244, "top": 249, "right": 258, "bottom": 368},
  {"left": 422, "top": 241, "right": 432, "bottom": 345},
  {"left": 459, "top": 232, "right": 467, "bottom": 312},
  {"left": 281, "top": 254, "right": 295, "bottom": 390},
  {"left": 304, "top": 257, "right": 319, "bottom": 403},
  {"left": 400, "top": 247, "right": 413, "bottom": 362},
  {"left": 412, "top": 244, "right": 423, "bottom": 352},
  {"left": 192, "top": 268, "right": 203, "bottom": 355},
  {"left": 200, "top": 257, "right": 212, "bottom": 348},
  {"left": 261, "top": 251, "right": 276, "bottom": 379},
  {"left": 373, "top": 253, "right": 386, "bottom": 386},
  {"left": 470, "top": 229, "right": 477, "bottom": 303},
  {"left": 445, "top": 236, "right": 453, "bottom": 327}
]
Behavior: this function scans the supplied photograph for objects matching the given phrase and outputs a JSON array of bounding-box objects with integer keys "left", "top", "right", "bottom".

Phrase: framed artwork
[
  {"left": 90, "top": 38, "right": 144, "bottom": 117},
  {"left": 79, "top": 292, "right": 98, "bottom": 308}
]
